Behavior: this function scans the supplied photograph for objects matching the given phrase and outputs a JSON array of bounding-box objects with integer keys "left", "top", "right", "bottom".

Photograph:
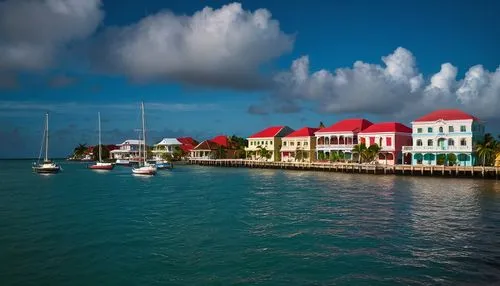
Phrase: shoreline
[{"left": 188, "top": 159, "right": 500, "bottom": 180}]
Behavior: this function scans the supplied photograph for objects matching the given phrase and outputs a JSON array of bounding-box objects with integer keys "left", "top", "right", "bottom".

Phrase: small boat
[
  {"left": 132, "top": 102, "right": 157, "bottom": 176},
  {"left": 155, "top": 160, "right": 173, "bottom": 170},
  {"left": 33, "top": 113, "right": 61, "bottom": 174},
  {"left": 115, "top": 159, "right": 130, "bottom": 165},
  {"left": 89, "top": 112, "right": 114, "bottom": 171}
]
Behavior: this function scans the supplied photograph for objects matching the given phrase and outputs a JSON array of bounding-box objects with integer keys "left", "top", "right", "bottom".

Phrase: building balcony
[
  {"left": 402, "top": 145, "right": 473, "bottom": 152},
  {"left": 280, "top": 146, "right": 312, "bottom": 152},
  {"left": 316, "top": 144, "right": 356, "bottom": 150}
]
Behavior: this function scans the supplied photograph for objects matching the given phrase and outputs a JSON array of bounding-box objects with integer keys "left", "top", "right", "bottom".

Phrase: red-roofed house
[
  {"left": 245, "top": 126, "right": 294, "bottom": 161},
  {"left": 358, "top": 122, "right": 412, "bottom": 165},
  {"left": 402, "top": 109, "right": 484, "bottom": 166},
  {"left": 315, "top": 118, "right": 373, "bottom": 161},
  {"left": 280, "top": 127, "right": 319, "bottom": 162},
  {"left": 190, "top": 135, "right": 236, "bottom": 159}
]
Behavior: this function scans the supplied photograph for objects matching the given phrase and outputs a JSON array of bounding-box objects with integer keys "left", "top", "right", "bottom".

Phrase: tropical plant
[
  {"left": 295, "top": 147, "right": 303, "bottom": 162},
  {"left": 162, "top": 152, "right": 174, "bottom": 161},
  {"left": 475, "top": 133, "right": 498, "bottom": 166},
  {"left": 216, "top": 145, "right": 227, "bottom": 159},
  {"left": 257, "top": 146, "right": 271, "bottom": 160},
  {"left": 73, "top": 143, "right": 88, "bottom": 158},
  {"left": 352, "top": 143, "right": 381, "bottom": 163},
  {"left": 91, "top": 144, "right": 110, "bottom": 162},
  {"left": 352, "top": 143, "right": 368, "bottom": 163},
  {"left": 319, "top": 121, "right": 326, "bottom": 128},
  {"left": 365, "top": 144, "right": 381, "bottom": 162},
  {"left": 329, "top": 152, "right": 340, "bottom": 163},
  {"left": 172, "top": 146, "right": 187, "bottom": 161},
  {"left": 318, "top": 151, "right": 325, "bottom": 161},
  {"left": 448, "top": 153, "right": 457, "bottom": 166}
]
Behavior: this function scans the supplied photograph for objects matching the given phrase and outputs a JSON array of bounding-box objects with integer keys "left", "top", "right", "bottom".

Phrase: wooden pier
[{"left": 188, "top": 159, "right": 500, "bottom": 180}]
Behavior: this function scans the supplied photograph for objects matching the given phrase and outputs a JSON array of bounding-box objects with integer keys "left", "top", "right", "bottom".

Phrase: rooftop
[
  {"left": 285, "top": 127, "right": 320, "bottom": 138},
  {"left": 414, "top": 109, "right": 479, "bottom": 122},
  {"left": 360, "top": 122, "right": 412, "bottom": 133},
  {"left": 316, "top": 119, "right": 373, "bottom": 134},
  {"left": 249, "top": 126, "right": 293, "bottom": 138},
  {"left": 155, "top": 138, "right": 182, "bottom": 146}
]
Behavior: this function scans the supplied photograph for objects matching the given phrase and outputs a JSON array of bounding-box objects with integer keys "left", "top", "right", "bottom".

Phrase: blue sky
[{"left": 1, "top": 0, "right": 499, "bottom": 158}]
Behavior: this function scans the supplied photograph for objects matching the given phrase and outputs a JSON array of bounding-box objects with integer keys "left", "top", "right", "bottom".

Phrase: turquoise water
[{"left": 1, "top": 160, "right": 500, "bottom": 285}]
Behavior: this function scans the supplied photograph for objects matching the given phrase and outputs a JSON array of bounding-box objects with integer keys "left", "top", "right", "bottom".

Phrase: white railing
[
  {"left": 316, "top": 144, "right": 356, "bottom": 150},
  {"left": 402, "top": 145, "right": 473, "bottom": 152}
]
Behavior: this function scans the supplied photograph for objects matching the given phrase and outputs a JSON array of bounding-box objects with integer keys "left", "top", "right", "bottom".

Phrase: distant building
[
  {"left": 315, "top": 118, "right": 373, "bottom": 161},
  {"left": 190, "top": 135, "right": 236, "bottom": 159},
  {"left": 110, "top": 139, "right": 144, "bottom": 160},
  {"left": 152, "top": 138, "right": 182, "bottom": 160},
  {"left": 496, "top": 153, "right": 500, "bottom": 167},
  {"left": 280, "top": 127, "right": 319, "bottom": 162},
  {"left": 358, "top": 122, "right": 412, "bottom": 165},
  {"left": 402, "top": 109, "right": 484, "bottom": 166},
  {"left": 245, "top": 126, "right": 294, "bottom": 161}
]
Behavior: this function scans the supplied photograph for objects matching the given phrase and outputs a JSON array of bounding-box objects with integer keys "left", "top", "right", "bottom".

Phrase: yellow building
[
  {"left": 280, "top": 127, "right": 319, "bottom": 162},
  {"left": 245, "top": 126, "right": 294, "bottom": 161}
]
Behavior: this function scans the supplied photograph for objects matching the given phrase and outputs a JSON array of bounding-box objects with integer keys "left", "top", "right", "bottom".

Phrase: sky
[{"left": 1, "top": 0, "right": 499, "bottom": 158}]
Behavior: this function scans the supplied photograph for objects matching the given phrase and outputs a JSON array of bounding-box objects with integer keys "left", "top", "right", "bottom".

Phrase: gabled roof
[
  {"left": 155, "top": 138, "right": 182, "bottom": 146},
  {"left": 193, "top": 140, "right": 220, "bottom": 151},
  {"left": 285, "top": 127, "right": 320, "bottom": 138},
  {"left": 180, "top": 144, "right": 195, "bottom": 152},
  {"left": 249, "top": 126, "right": 294, "bottom": 138},
  {"left": 414, "top": 109, "right": 479, "bottom": 122},
  {"left": 359, "top": 122, "right": 412, "bottom": 134},
  {"left": 210, "top": 135, "right": 230, "bottom": 147},
  {"left": 316, "top": 119, "right": 373, "bottom": 134}
]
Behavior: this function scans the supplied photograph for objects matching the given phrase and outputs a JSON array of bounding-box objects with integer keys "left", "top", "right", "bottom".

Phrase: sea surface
[{"left": 1, "top": 160, "right": 500, "bottom": 285}]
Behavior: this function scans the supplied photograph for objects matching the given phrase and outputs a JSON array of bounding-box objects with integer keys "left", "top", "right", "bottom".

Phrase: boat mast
[
  {"left": 45, "top": 112, "right": 49, "bottom": 162},
  {"left": 98, "top": 112, "right": 102, "bottom": 162},
  {"left": 141, "top": 101, "right": 146, "bottom": 165}
]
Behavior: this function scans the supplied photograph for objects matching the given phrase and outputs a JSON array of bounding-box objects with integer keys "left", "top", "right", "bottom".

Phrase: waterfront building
[
  {"left": 280, "top": 127, "right": 319, "bottom": 162},
  {"left": 402, "top": 109, "right": 484, "bottom": 166},
  {"left": 315, "top": 119, "right": 373, "bottom": 161},
  {"left": 358, "top": 122, "right": 412, "bottom": 165},
  {"left": 152, "top": 138, "right": 182, "bottom": 160},
  {"left": 190, "top": 135, "right": 236, "bottom": 159},
  {"left": 245, "top": 126, "right": 294, "bottom": 161},
  {"left": 110, "top": 139, "right": 144, "bottom": 160}
]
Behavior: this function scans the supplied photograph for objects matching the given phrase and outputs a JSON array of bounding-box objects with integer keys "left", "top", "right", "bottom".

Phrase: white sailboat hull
[{"left": 132, "top": 165, "right": 157, "bottom": 175}]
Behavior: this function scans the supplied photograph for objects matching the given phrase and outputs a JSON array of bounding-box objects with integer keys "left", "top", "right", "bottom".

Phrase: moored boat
[
  {"left": 33, "top": 112, "right": 61, "bottom": 174},
  {"left": 89, "top": 112, "right": 114, "bottom": 171},
  {"left": 132, "top": 102, "right": 157, "bottom": 176}
]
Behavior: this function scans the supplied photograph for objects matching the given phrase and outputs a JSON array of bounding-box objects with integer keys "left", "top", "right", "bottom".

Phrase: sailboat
[
  {"left": 89, "top": 112, "right": 114, "bottom": 170},
  {"left": 132, "top": 102, "right": 157, "bottom": 176},
  {"left": 33, "top": 112, "right": 61, "bottom": 174}
]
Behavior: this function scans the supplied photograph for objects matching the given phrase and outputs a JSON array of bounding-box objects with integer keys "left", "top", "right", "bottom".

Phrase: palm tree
[
  {"left": 476, "top": 133, "right": 497, "bottom": 166},
  {"left": 73, "top": 143, "right": 88, "bottom": 159},
  {"left": 352, "top": 143, "right": 367, "bottom": 163},
  {"left": 319, "top": 121, "right": 326, "bottom": 128},
  {"left": 295, "top": 147, "right": 303, "bottom": 162},
  {"left": 366, "top": 144, "right": 382, "bottom": 163},
  {"left": 257, "top": 146, "right": 271, "bottom": 161}
]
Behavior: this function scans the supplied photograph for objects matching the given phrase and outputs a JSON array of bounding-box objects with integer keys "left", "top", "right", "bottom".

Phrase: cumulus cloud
[
  {"left": 92, "top": 2, "right": 293, "bottom": 90},
  {"left": 269, "top": 47, "right": 500, "bottom": 120},
  {"left": 0, "top": 0, "right": 103, "bottom": 71}
]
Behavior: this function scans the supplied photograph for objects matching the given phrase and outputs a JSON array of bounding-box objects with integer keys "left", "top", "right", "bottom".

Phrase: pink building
[{"left": 358, "top": 122, "right": 412, "bottom": 165}]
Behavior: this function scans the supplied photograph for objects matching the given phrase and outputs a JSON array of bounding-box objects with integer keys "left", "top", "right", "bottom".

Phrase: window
[
  {"left": 386, "top": 137, "right": 392, "bottom": 146},
  {"left": 449, "top": 126, "right": 454, "bottom": 132},
  {"left": 460, "top": 138, "right": 467, "bottom": 146},
  {"left": 290, "top": 142, "right": 295, "bottom": 146},
  {"left": 416, "top": 139, "right": 422, "bottom": 146},
  {"left": 369, "top": 137, "right": 375, "bottom": 145},
  {"left": 270, "top": 141, "right": 273, "bottom": 145},
  {"left": 448, "top": 139, "right": 454, "bottom": 146},
  {"left": 460, "top": 125, "right": 466, "bottom": 132},
  {"left": 428, "top": 127, "right": 433, "bottom": 133},
  {"left": 297, "top": 142, "right": 301, "bottom": 146},
  {"left": 439, "top": 127, "right": 443, "bottom": 133},
  {"left": 304, "top": 142, "right": 308, "bottom": 146},
  {"left": 283, "top": 141, "right": 287, "bottom": 146},
  {"left": 417, "top": 128, "right": 423, "bottom": 133},
  {"left": 427, "top": 139, "right": 433, "bottom": 146}
]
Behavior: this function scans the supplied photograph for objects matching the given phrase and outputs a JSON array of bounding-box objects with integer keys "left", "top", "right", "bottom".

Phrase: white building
[
  {"left": 110, "top": 139, "right": 144, "bottom": 161},
  {"left": 152, "top": 138, "right": 182, "bottom": 160},
  {"left": 280, "top": 127, "right": 319, "bottom": 162},
  {"left": 402, "top": 109, "right": 484, "bottom": 166}
]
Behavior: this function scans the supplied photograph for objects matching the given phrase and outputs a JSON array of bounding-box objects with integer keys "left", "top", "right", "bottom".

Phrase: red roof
[
  {"left": 316, "top": 119, "right": 373, "bottom": 133},
  {"left": 285, "top": 127, "right": 320, "bottom": 138},
  {"left": 414, "top": 109, "right": 479, "bottom": 122},
  {"left": 177, "top": 137, "right": 197, "bottom": 146},
  {"left": 359, "top": 122, "right": 412, "bottom": 133},
  {"left": 210, "top": 135, "right": 230, "bottom": 147},
  {"left": 249, "top": 126, "right": 291, "bottom": 138},
  {"left": 179, "top": 144, "right": 195, "bottom": 152},
  {"left": 193, "top": 140, "right": 220, "bottom": 151}
]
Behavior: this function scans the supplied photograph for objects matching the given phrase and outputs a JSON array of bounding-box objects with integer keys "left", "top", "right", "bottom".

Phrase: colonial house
[
  {"left": 245, "top": 126, "right": 294, "bottom": 161},
  {"left": 402, "top": 109, "right": 484, "bottom": 166},
  {"left": 280, "top": 127, "right": 319, "bottom": 162},
  {"left": 315, "top": 118, "right": 373, "bottom": 161},
  {"left": 358, "top": 122, "right": 412, "bottom": 165},
  {"left": 190, "top": 135, "right": 236, "bottom": 159},
  {"left": 177, "top": 137, "right": 197, "bottom": 155},
  {"left": 110, "top": 139, "right": 144, "bottom": 161},
  {"left": 152, "top": 138, "right": 182, "bottom": 160}
]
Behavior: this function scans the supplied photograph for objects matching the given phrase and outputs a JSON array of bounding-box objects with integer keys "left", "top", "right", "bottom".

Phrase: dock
[{"left": 188, "top": 159, "right": 500, "bottom": 180}]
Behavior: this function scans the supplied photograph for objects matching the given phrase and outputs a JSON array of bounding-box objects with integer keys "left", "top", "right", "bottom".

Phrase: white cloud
[
  {"left": 0, "top": 0, "right": 103, "bottom": 71},
  {"left": 272, "top": 47, "right": 500, "bottom": 120},
  {"left": 92, "top": 2, "right": 293, "bottom": 90}
]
